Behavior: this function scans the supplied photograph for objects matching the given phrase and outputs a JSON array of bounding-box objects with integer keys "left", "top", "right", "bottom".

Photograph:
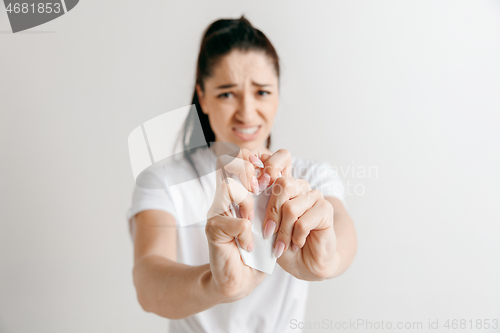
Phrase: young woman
[{"left": 128, "top": 16, "right": 357, "bottom": 333}]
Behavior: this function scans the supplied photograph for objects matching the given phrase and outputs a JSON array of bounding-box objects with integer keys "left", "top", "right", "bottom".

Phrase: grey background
[{"left": 1, "top": 1, "right": 500, "bottom": 332}]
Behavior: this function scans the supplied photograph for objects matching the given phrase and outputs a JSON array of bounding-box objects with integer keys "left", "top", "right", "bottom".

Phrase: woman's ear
[{"left": 196, "top": 84, "right": 208, "bottom": 115}]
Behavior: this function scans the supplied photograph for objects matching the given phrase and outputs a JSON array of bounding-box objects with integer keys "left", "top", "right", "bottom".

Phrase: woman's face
[{"left": 196, "top": 50, "right": 279, "bottom": 153}]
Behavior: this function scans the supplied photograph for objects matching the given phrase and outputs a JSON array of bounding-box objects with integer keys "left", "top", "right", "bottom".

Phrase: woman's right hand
[
  {"left": 205, "top": 151, "right": 266, "bottom": 303},
  {"left": 214, "top": 148, "right": 265, "bottom": 195}
]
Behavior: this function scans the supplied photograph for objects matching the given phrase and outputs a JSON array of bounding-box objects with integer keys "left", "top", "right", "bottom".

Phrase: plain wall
[{"left": 1, "top": 1, "right": 499, "bottom": 332}]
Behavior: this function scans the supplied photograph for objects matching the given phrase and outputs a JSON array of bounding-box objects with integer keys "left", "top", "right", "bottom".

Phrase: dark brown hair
[{"left": 182, "top": 15, "right": 280, "bottom": 170}]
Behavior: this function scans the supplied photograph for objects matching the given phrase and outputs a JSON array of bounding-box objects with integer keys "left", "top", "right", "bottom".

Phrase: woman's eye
[
  {"left": 218, "top": 92, "right": 233, "bottom": 98},
  {"left": 258, "top": 90, "right": 270, "bottom": 96}
]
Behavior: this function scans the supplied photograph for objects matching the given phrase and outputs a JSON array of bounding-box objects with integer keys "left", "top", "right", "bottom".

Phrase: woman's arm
[
  {"left": 132, "top": 149, "right": 271, "bottom": 318},
  {"left": 324, "top": 196, "right": 358, "bottom": 278},
  {"left": 132, "top": 210, "right": 222, "bottom": 319}
]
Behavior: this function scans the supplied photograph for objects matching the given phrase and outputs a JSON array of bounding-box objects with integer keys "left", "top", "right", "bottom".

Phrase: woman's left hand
[
  {"left": 263, "top": 176, "right": 338, "bottom": 281},
  {"left": 257, "top": 149, "right": 292, "bottom": 191}
]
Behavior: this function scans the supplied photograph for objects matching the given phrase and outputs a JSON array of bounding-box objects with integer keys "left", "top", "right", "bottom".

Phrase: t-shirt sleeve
[
  {"left": 294, "top": 159, "right": 348, "bottom": 209},
  {"left": 126, "top": 162, "right": 178, "bottom": 240}
]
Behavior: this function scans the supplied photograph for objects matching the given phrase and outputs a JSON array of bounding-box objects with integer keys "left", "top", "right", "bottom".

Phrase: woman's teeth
[{"left": 235, "top": 126, "right": 259, "bottom": 135}]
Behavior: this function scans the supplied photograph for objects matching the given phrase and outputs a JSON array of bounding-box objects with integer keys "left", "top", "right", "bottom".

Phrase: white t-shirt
[{"left": 127, "top": 146, "right": 346, "bottom": 333}]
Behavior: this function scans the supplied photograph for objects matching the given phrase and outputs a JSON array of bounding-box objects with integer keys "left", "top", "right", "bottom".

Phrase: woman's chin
[{"left": 230, "top": 139, "right": 261, "bottom": 152}]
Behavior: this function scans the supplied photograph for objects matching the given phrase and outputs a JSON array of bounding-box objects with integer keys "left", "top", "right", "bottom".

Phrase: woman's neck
[{"left": 211, "top": 140, "right": 271, "bottom": 157}]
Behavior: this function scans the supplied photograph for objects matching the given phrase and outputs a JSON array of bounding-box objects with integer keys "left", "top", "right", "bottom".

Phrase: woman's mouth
[{"left": 233, "top": 125, "right": 261, "bottom": 141}]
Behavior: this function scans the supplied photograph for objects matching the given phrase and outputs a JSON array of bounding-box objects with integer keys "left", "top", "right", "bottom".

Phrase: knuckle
[
  {"left": 278, "top": 227, "right": 290, "bottom": 239},
  {"left": 206, "top": 217, "right": 216, "bottom": 228},
  {"left": 263, "top": 164, "right": 273, "bottom": 174},
  {"left": 320, "top": 198, "right": 333, "bottom": 212},
  {"left": 282, "top": 201, "right": 292, "bottom": 214},
  {"left": 295, "top": 221, "right": 308, "bottom": 236},
  {"left": 241, "top": 219, "right": 252, "bottom": 233},
  {"left": 270, "top": 204, "right": 279, "bottom": 216},
  {"left": 271, "top": 183, "right": 284, "bottom": 196},
  {"left": 282, "top": 181, "right": 292, "bottom": 193},
  {"left": 205, "top": 218, "right": 217, "bottom": 236},
  {"left": 282, "top": 201, "right": 298, "bottom": 218},
  {"left": 279, "top": 148, "right": 290, "bottom": 155},
  {"left": 300, "top": 180, "right": 311, "bottom": 192},
  {"left": 276, "top": 148, "right": 291, "bottom": 160},
  {"left": 274, "top": 177, "right": 286, "bottom": 186}
]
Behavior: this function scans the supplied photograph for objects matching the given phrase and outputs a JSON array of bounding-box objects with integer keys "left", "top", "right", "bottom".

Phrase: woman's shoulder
[{"left": 136, "top": 147, "right": 212, "bottom": 189}]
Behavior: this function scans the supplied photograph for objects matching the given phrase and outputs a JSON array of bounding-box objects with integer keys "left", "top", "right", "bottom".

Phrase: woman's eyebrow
[
  {"left": 216, "top": 83, "right": 237, "bottom": 89},
  {"left": 252, "top": 81, "right": 271, "bottom": 88},
  {"left": 215, "top": 81, "right": 271, "bottom": 89}
]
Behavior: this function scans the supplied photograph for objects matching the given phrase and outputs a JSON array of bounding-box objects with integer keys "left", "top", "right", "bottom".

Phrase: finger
[
  {"left": 236, "top": 148, "right": 263, "bottom": 170},
  {"left": 205, "top": 215, "right": 254, "bottom": 252},
  {"left": 225, "top": 177, "right": 254, "bottom": 219},
  {"left": 275, "top": 190, "right": 322, "bottom": 253},
  {"left": 261, "top": 149, "right": 291, "bottom": 185},
  {"left": 247, "top": 152, "right": 265, "bottom": 169},
  {"left": 282, "top": 163, "right": 292, "bottom": 178},
  {"left": 217, "top": 155, "right": 258, "bottom": 194},
  {"left": 254, "top": 153, "right": 271, "bottom": 189},
  {"left": 291, "top": 197, "right": 334, "bottom": 249},
  {"left": 249, "top": 155, "right": 264, "bottom": 168},
  {"left": 241, "top": 149, "right": 265, "bottom": 192},
  {"left": 217, "top": 155, "right": 254, "bottom": 188},
  {"left": 208, "top": 176, "right": 254, "bottom": 220},
  {"left": 263, "top": 177, "right": 310, "bottom": 241},
  {"left": 260, "top": 153, "right": 272, "bottom": 163}
]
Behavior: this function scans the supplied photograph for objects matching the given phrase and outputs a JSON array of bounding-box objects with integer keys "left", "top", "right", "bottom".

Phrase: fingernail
[
  {"left": 259, "top": 173, "right": 271, "bottom": 192},
  {"left": 247, "top": 241, "right": 254, "bottom": 253},
  {"left": 249, "top": 209, "right": 255, "bottom": 222},
  {"left": 273, "top": 241, "right": 285, "bottom": 258},
  {"left": 251, "top": 176, "right": 259, "bottom": 194},
  {"left": 263, "top": 219, "right": 276, "bottom": 239},
  {"left": 249, "top": 154, "right": 264, "bottom": 168},
  {"left": 292, "top": 244, "right": 299, "bottom": 252}
]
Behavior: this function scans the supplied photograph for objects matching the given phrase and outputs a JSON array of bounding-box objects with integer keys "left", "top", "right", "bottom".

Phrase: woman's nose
[{"left": 236, "top": 94, "right": 258, "bottom": 122}]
